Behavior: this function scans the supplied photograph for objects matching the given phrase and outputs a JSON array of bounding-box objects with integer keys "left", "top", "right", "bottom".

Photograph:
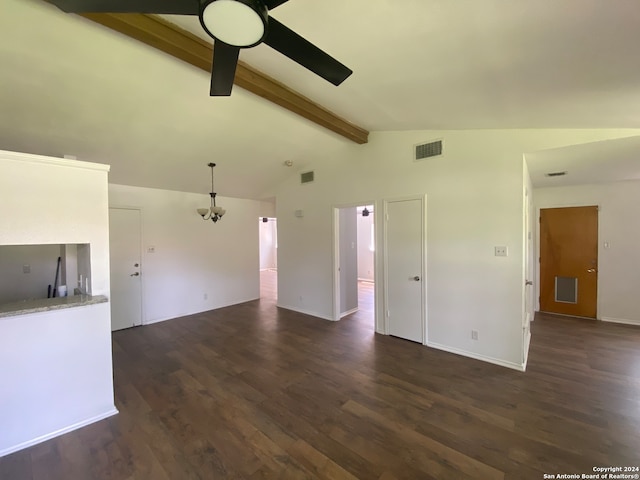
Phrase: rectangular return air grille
[
  {"left": 300, "top": 171, "right": 315, "bottom": 184},
  {"left": 415, "top": 140, "right": 443, "bottom": 160}
]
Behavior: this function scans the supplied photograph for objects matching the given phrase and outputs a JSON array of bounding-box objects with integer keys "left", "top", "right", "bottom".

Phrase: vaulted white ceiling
[{"left": 2, "top": 0, "right": 640, "bottom": 198}]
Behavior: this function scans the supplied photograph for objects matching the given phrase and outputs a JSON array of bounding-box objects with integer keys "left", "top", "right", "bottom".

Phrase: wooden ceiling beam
[{"left": 78, "top": 13, "right": 369, "bottom": 144}]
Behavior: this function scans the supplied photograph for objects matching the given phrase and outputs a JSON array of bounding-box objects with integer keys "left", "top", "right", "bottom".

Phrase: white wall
[
  {"left": 534, "top": 180, "right": 640, "bottom": 325},
  {"left": 0, "top": 244, "right": 60, "bottom": 303},
  {"left": 109, "top": 184, "right": 260, "bottom": 324},
  {"left": 357, "top": 211, "right": 374, "bottom": 282},
  {"left": 61, "top": 244, "right": 78, "bottom": 295},
  {"left": 259, "top": 201, "right": 276, "bottom": 218},
  {"left": 275, "top": 129, "right": 640, "bottom": 370},
  {"left": 0, "top": 150, "right": 115, "bottom": 456}
]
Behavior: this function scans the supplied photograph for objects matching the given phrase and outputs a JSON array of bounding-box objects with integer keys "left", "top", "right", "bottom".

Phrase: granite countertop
[{"left": 0, "top": 295, "right": 108, "bottom": 319}]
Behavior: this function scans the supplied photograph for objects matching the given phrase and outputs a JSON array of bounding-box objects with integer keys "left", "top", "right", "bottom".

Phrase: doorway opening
[
  {"left": 259, "top": 217, "right": 277, "bottom": 304},
  {"left": 333, "top": 204, "right": 376, "bottom": 331}
]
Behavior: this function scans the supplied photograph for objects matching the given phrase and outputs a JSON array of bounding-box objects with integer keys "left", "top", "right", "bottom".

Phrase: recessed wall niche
[{"left": 0, "top": 243, "right": 91, "bottom": 305}]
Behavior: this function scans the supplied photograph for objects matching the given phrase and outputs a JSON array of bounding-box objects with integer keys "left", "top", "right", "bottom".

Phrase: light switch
[
  {"left": 23, "top": 264, "right": 31, "bottom": 274},
  {"left": 494, "top": 246, "right": 508, "bottom": 257}
]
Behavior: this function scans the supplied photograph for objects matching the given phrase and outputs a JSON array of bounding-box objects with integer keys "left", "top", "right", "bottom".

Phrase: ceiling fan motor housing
[{"left": 200, "top": 0, "right": 269, "bottom": 48}]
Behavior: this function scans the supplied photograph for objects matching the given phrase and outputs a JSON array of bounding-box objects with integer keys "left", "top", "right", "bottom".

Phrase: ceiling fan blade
[
  {"left": 264, "top": 17, "right": 352, "bottom": 86},
  {"left": 263, "top": 0, "right": 290, "bottom": 10},
  {"left": 47, "top": 0, "right": 199, "bottom": 14},
  {"left": 210, "top": 42, "right": 240, "bottom": 96}
]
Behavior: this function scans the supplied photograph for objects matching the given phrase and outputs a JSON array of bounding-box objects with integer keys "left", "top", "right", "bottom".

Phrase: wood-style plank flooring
[{"left": 2, "top": 272, "right": 639, "bottom": 479}]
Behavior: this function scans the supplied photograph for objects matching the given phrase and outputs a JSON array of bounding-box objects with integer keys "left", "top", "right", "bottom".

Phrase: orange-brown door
[{"left": 540, "top": 206, "right": 598, "bottom": 318}]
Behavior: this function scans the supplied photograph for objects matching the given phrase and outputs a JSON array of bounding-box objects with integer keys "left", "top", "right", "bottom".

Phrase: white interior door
[
  {"left": 109, "top": 208, "right": 142, "bottom": 331},
  {"left": 385, "top": 198, "right": 424, "bottom": 343}
]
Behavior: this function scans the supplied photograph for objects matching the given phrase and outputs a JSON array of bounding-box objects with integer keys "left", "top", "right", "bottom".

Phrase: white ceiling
[
  {"left": 526, "top": 136, "right": 640, "bottom": 188},
  {"left": 2, "top": 0, "right": 640, "bottom": 198}
]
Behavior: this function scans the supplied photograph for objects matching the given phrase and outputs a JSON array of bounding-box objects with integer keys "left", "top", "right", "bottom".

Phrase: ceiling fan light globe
[{"left": 200, "top": 0, "right": 268, "bottom": 48}]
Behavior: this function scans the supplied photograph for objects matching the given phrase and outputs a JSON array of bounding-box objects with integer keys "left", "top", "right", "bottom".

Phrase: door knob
[
  {"left": 130, "top": 272, "right": 140, "bottom": 277},
  {"left": 587, "top": 268, "right": 597, "bottom": 273},
  {"left": 525, "top": 280, "right": 533, "bottom": 285},
  {"left": 413, "top": 276, "right": 420, "bottom": 281}
]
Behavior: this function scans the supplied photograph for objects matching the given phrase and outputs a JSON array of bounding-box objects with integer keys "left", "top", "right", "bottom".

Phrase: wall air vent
[
  {"left": 545, "top": 171, "right": 568, "bottom": 177},
  {"left": 414, "top": 139, "right": 443, "bottom": 161},
  {"left": 300, "top": 171, "right": 315, "bottom": 184}
]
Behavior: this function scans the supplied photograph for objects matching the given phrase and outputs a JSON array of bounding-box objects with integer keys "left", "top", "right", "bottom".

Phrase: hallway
[{"left": 261, "top": 269, "right": 374, "bottom": 331}]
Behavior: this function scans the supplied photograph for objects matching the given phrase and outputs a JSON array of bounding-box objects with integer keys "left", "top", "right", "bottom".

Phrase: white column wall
[{"left": 0, "top": 150, "right": 115, "bottom": 456}]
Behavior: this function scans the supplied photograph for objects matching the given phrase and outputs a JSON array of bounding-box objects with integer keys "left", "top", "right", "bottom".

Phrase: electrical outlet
[
  {"left": 147, "top": 246, "right": 156, "bottom": 254},
  {"left": 471, "top": 330, "right": 479, "bottom": 340},
  {"left": 203, "top": 293, "right": 208, "bottom": 300},
  {"left": 494, "top": 246, "right": 508, "bottom": 257},
  {"left": 23, "top": 264, "right": 31, "bottom": 274}
]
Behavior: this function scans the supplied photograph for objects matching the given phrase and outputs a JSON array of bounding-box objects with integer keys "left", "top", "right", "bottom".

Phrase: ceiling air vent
[
  {"left": 414, "top": 139, "right": 443, "bottom": 161},
  {"left": 300, "top": 171, "right": 315, "bottom": 184},
  {"left": 545, "top": 171, "right": 567, "bottom": 177}
]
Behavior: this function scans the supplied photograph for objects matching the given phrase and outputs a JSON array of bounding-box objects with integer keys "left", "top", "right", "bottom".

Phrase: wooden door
[
  {"left": 386, "top": 198, "right": 424, "bottom": 343},
  {"left": 540, "top": 206, "right": 598, "bottom": 318},
  {"left": 109, "top": 208, "right": 143, "bottom": 331}
]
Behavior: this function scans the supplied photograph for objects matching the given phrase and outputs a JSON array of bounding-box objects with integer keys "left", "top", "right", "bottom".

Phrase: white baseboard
[
  {"left": 427, "top": 341, "right": 525, "bottom": 372},
  {"left": 523, "top": 331, "right": 532, "bottom": 371},
  {"left": 0, "top": 407, "right": 118, "bottom": 458},
  {"left": 340, "top": 307, "right": 359, "bottom": 319},
  {"left": 601, "top": 316, "right": 640, "bottom": 326},
  {"left": 144, "top": 314, "right": 176, "bottom": 326},
  {"left": 276, "top": 303, "right": 333, "bottom": 321},
  {"left": 143, "top": 297, "right": 260, "bottom": 326}
]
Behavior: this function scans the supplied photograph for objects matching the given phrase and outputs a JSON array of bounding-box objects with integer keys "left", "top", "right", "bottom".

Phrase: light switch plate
[{"left": 494, "top": 246, "right": 508, "bottom": 257}]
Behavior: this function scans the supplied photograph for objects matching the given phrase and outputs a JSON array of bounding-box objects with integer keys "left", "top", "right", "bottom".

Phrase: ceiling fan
[{"left": 47, "top": 0, "right": 353, "bottom": 96}]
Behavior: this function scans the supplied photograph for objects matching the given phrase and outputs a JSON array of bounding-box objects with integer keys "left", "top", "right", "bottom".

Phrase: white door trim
[
  {"left": 382, "top": 194, "right": 428, "bottom": 344},
  {"left": 109, "top": 205, "right": 145, "bottom": 326},
  {"left": 332, "top": 200, "right": 379, "bottom": 331}
]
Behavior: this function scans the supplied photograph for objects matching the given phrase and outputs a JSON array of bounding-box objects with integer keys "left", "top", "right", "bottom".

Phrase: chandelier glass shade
[{"left": 197, "top": 163, "right": 227, "bottom": 223}]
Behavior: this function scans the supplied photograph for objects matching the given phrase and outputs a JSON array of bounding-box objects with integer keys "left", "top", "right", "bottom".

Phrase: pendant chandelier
[{"left": 197, "top": 162, "right": 227, "bottom": 223}]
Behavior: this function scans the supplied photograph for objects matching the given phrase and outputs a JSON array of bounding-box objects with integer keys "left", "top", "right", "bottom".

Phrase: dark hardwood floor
[{"left": 2, "top": 274, "right": 639, "bottom": 479}]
